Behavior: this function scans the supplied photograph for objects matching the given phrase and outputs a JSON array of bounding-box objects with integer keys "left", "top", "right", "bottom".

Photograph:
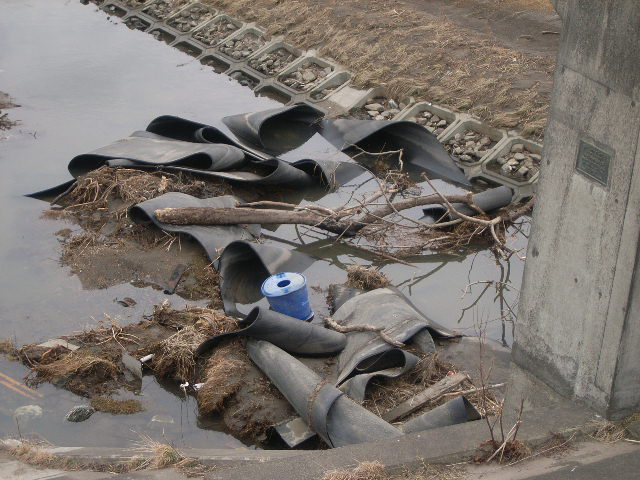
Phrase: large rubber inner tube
[
  {"left": 195, "top": 306, "right": 346, "bottom": 357},
  {"left": 423, "top": 185, "right": 513, "bottom": 221}
]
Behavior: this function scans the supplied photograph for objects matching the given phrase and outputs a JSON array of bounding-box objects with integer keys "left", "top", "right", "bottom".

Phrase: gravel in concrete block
[
  {"left": 142, "top": 0, "right": 176, "bottom": 20},
  {"left": 193, "top": 19, "right": 239, "bottom": 46},
  {"left": 492, "top": 143, "right": 540, "bottom": 179},
  {"left": 219, "top": 32, "right": 267, "bottom": 60},
  {"left": 279, "top": 60, "right": 333, "bottom": 91},
  {"left": 167, "top": 4, "right": 213, "bottom": 32},
  {"left": 249, "top": 48, "right": 298, "bottom": 76},
  {"left": 123, "top": 0, "right": 147, "bottom": 7},
  {"left": 124, "top": 16, "right": 150, "bottom": 31},
  {"left": 445, "top": 128, "right": 496, "bottom": 163}
]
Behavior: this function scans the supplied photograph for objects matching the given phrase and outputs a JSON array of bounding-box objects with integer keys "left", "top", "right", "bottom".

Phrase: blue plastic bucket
[{"left": 261, "top": 272, "right": 313, "bottom": 321}]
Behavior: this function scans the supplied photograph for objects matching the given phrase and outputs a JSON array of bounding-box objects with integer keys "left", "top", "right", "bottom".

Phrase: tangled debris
[
  {"left": 345, "top": 265, "right": 390, "bottom": 291},
  {"left": 55, "top": 166, "right": 230, "bottom": 224}
]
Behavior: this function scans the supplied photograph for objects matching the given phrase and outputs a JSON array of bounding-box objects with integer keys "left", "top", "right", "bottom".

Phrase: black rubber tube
[{"left": 196, "top": 306, "right": 346, "bottom": 357}]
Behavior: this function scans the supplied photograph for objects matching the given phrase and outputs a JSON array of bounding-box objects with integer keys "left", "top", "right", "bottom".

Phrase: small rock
[
  {"left": 515, "top": 166, "right": 530, "bottom": 178},
  {"left": 388, "top": 99, "right": 399, "bottom": 109},
  {"left": 480, "top": 136, "right": 492, "bottom": 146},
  {"left": 65, "top": 405, "right": 95, "bottom": 423},
  {"left": 530, "top": 153, "right": 542, "bottom": 161},
  {"left": 374, "top": 115, "right": 385, "bottom": 120},
  {"left": 388, "top": 108, "right": 400, "bottom": 115},
  {"left": 459, "top": 154, "right": 473, "bottom": 163},
  {"left": 301, "top": 70, "right": 317, "bottom": 82},
  {"left": 423, "top": 112, "right": 433, "bottom": 119},
  {"left": 454, "top": 133, "right": 463, "bottom": 141},
  {"left": 501, "top": 163, "right": 513, "bottom": 175},
  {"left": 497, "top": 156, "right": 508, "bottom": 165},
  {"left": 381, "top": 111, "right": 392, "bottom": 119},
  {"left": 399, "top": 102, "right": 407, "bottom": 110},
  {"left": 431, "top": 115, "right": 441, "bottom": 123},
  {"left": 511, "top": 143, "right": 525, "bottom": 153},
  {"left": 14, "top": 405, "right": 43, "bottom": 421},
  {"left": 367, "top": 110, "right": 378, "bottom": 117},
  {"left": 507, "top": 159, "right": 520, "bottom": 167},
  {"left": 514, "top": 153, "right": 526, "bottom": 161},
  {"left": 437, "top": 120, "right": 447, "bottom": 127},
  {"left": 472, "top": 150, "right": 486, "bottom": 159},
  {"left": 365, "top": 103, "right": 384, "bottom": 112},
  {"left": 116, "top": 297, "right": 136, "bottom": 307}
]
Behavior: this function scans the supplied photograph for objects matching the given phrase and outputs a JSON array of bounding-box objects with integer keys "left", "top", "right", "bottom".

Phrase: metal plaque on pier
[{"left": 576, "top": 140, "right": 612, "bottom": 187}]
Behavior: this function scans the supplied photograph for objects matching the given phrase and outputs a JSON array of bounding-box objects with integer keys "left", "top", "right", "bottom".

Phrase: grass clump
[
  {"left": 148, "top": 326, "right": 207, "bottom": 383},
  {"left": 28, "top": 351, "right": 119, "bottom": 386},
  {"left": 57, "top": 166, "right": 229, "bottom": 219},
  {"left": 321, "top": 461, "right": 387, "bottom": 480},
  {"left": 90, "top": 396, "right": 144, "bottom": 414},
  {"left": 2, "top": 441, "right": 145, "bottom": 473},
  {"left": 197, "top": 340, "right": 249, "bottom": 415},
  {"left": 0, "top": 339, "right": 18, "bottom": 360},
  {"left": 345, "top": 265, "right": 390, "bottom": 291},
  {"left": 152, "top": 302, "right": 237, "bottom": 333}
]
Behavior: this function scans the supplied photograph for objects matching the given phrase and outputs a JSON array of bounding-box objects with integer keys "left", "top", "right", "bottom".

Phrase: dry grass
[
  {"left": 147, "top": 306, "right": 239, "bottom": 382},
  {"left": 363, "top": 353, "right": 455, "bottom": 417},
  {"left": 0, "top": 339, "right": 18, "bottom": 360},
  {"left": 57, "top": 166, "right": 229, "bottom": 220},
  {"left": 133, "top": 433, "right": 215, "bottom": 476},
  {"left": 2, "top": 442, "right": 145, "bottom": 473},
  {"left": 200, "top": 0, "right": 555, "bottom": 138},
  {"left": 497, "top": 0, "right": 555, "bottom": 12},
  {"left": 152, "top": 303, "right": 238, "bottom": 333},
  {"left": 400, "top": 462, "right": 467, "bottom": 480},
  {"left": 148, "top": 326, "right": 207, "bottom": 382},
  {"left": 197, "top": 339, "right": 249, "bottom": 414},
  {"left": 6, "top": 443, "right": 58, "bottom": 467},
  {"left": 90, "top": 396, "right": 144, "bottom": 414},
  {"left": 321, "top": 461, "right": 388, "bottom": 480},
  {"left": 148, "top": 444, "right": 182, "bottom": 469},
  {"left": 589, "top": 419, "right": 628, "bottom": 444},
  {"left": 475, "top": 439, "right": 531, "bottom": 463},
  {"left": 28, "top": 350, "right": 120, "bottom": 388},
  {"left": 346, "top": 265, "right": 390, "bottom": 291}
]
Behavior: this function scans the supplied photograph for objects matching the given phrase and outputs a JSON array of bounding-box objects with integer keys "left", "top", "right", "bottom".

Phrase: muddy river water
[{"left": 0, "top": 0, "right": 526, "bottom": 449}]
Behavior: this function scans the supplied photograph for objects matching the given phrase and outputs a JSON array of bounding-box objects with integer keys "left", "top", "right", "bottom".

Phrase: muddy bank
[
  {"left": 200, "top": 0, "right": 558, "bottom": 138},
  {"left": 12, "top": 301, "right": 495, "bottom": 447}
]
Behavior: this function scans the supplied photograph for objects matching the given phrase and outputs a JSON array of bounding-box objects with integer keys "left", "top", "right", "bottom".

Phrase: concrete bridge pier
[{"left": 512, "top": 0, "right": 640, "bottom": 419}]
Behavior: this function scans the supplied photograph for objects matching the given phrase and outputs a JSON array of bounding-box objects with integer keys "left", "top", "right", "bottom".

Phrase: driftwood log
[{"left": 153, "top": 193, "right": 472, "bottom": 237}]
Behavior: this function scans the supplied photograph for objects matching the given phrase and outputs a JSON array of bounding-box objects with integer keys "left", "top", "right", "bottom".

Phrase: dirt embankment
[{"left": 201, "top": 0, "right": 558, "bottom": 139}]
